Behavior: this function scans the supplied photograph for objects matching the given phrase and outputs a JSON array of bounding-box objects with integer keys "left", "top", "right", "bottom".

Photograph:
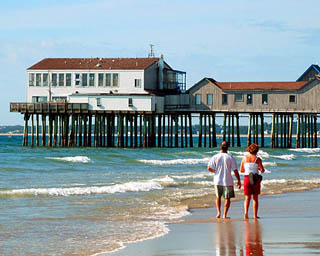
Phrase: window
[
  {"left": 135, "top": 79, "right": 141, "bottom": 88},
  {"left": 262, "top": 94, "right": 268, "bottom": 105},
  {"left": 96, "top": 98, "right": 101, "bottom": 107},
  {"left": 66, "top": 73, "right": 71, "bottom": 86},
  {"left": 32, "top": 96, "right": 47, "bottom": 103},
  {"left": 89, "top": 74, "right": 95, "bottom": 86},
  {"left": 222, "top": 94, "right": 228, "bottom": 105},
  {"left": 289, "top": 95, "right": 296, "bottom": 103},
  {"left": 113, "top": 73, "right": 119, "bottom": 87},
  {"left": 207, "top": 94, "right": 213, "bottom": 105},
  {"left": 75, "top": 73, "right": 80, "bottom": 86},
  {"left": 98, "top": 73, "right": 104, "bottom": 87},
  {"left": 52, "top": 96, "right": 67, "bottom": 102},
  {"left": 195, "top": 94, "right": 201, "bottom": 105},
  {"left": 36, "top": 74, "right": 41, "bottom": 86},
  {"left": 43, "top": 74, "right": 48, "bottom": 87},
  {"left": 128, "top": 98, "right": 133, "bottom": 107},
  {"left": 247, "top": 94, "right": 253, "bottom": 105},
  {"left": 82, "top": 74, "right": 88, "bottom": 86},
  {"left": 29, "top": 73, "right": 35, "bottom": 86},
  {"left": 59, "top": 74, "right": 64, "bottom": 86},
  {"left": 235, "top": 93, "right": 243, "bottom": 102},
  {"left": 105, "top": 74, "right": 111, "bottom": 86},
  {"left": 52, "top": 73, "right": 57, "bottom": 87}
]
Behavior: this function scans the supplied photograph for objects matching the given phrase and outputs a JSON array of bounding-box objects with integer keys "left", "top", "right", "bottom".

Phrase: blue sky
[{"left": 1, "top": 0, "right": 319, "bottom": 125}]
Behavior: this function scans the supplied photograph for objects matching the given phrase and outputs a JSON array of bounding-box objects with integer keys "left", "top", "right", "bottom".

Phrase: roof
[
  {"left": 204, "top": 78, "right": 308, "bottom": 91},
  {"left": 296, "top": 64, "right": 320, "bottom": 81},
  {"left": 28, "top": 58, "right": 160, "bottom": 70}
]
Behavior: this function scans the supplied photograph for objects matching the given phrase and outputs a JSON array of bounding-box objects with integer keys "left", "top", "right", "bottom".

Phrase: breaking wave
[
  {"left": 46, "top": 156, "right": 91, "bottom": 163},
  {"left": 138, "top": 158, "right": 210, "bottom": 165},
  {"left": 289, "top": 148, "right": 320, "bottom": 153}
]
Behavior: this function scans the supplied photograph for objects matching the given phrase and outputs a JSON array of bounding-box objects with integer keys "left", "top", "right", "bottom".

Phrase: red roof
[
  {"left": 28, "top": 58, "right": 159, "bottom": 70},
  {"left": 206, "top": 78, "right": 308, "bottom": 91}
]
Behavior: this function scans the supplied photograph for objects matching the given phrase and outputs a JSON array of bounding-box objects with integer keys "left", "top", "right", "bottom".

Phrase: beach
[
  {"left": 110, "top": 188, "right": 320, "bottom": 256},
  {"left": 1, "top": 135, "right": 320, "bottom": 255}
]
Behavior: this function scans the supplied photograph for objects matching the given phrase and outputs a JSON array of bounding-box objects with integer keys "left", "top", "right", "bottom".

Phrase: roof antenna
[{"left": 148, "top": 44, "right": 155, "bottom": 58}]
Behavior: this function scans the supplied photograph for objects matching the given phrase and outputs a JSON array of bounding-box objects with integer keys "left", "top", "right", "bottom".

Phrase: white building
[{"left": 27, "top": 57, "right": 186, "bottom": 113}]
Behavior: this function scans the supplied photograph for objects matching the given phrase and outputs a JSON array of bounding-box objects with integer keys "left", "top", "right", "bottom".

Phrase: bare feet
[
  {"left": 223, "top": 216, "right": 230, "bottom": 219},
  {"left": 254, "top": 216, "right": 260, "bottom": 219},
  {"left": 216, "top": 214, "right": 221, "bottom": 219},
  {"left": 244, "top": 214, "right": 249, "bottom": 220}
]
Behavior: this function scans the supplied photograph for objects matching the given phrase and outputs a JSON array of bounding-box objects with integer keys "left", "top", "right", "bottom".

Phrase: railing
[{"left": 10, "top": 102, "right": 89, "bottom": 113}]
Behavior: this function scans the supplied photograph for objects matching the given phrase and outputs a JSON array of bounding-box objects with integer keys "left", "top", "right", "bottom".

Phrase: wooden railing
[{"left": 10, "top": 102, "right": 89, "bottom": 113}]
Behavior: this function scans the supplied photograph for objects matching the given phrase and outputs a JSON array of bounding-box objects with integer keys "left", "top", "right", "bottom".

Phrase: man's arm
[{"left": 234, "top": 169, "right": 241, "bottom": 189}]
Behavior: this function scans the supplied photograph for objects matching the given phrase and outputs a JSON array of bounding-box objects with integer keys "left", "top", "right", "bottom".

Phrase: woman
[{"left": 240, "top": 143, "right": 265, "bottom": 219}]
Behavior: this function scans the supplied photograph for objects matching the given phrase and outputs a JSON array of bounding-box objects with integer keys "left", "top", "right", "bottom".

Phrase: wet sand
[{"left": 110, "top": 188, "right": 320, "bottom": 255}]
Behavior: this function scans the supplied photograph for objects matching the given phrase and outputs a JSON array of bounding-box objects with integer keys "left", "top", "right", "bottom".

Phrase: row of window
[
  {"left": 28, "top": 73, "right": 129, "bottom": 88},
  {"left": 195, "top": 93, "right": 297, "bottom": 105}
]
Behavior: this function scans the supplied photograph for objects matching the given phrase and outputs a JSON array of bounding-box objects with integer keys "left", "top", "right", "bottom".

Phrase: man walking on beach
[{"left": 207, "top": 141, "right": 241, "bottom": 219}]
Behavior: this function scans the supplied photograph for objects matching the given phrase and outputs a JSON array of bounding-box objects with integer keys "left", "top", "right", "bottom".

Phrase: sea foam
[
  {"left": 1, "top": 179, "right": 165, "bottom": 197},
  {"left": 289, "top": 148, "right": 320, "bottom": 153},
  {"left": 46, "top": 156, "right": 91, "bottom": 163},
  {"left": 138, "top": 158, "right": 210, "bottom": 165}
]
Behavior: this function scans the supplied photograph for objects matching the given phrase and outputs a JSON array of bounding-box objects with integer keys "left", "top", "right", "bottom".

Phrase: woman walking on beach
[{"left": 240, "top": 143, "right": 265, "bottom": 219}]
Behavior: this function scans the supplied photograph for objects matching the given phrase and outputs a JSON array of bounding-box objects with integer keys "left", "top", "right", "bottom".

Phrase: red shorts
[{"left": 243, "top": 175, "right": 261, "bottom": 195}]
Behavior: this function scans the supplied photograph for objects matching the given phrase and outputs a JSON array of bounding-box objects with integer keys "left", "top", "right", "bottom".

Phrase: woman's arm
[
  {"left": 240, "top": 157, "right": 245, "bottom": 173},
  {"left": 257, "top": 158, "right": 265, "bottom": 173}
]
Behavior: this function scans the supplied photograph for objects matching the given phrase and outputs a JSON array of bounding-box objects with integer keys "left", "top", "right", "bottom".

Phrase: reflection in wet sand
[
  {"left": 215, "top": 221, "right": 237, "bottom": 256},
  {"left": 244, "top": 220, "right": 263, "bottom": 256},
  {"left": 214, "top": 220, "right": 263, "bottom": 256}
]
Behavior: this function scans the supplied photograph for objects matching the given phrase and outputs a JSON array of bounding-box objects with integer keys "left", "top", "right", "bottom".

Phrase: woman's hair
[{"left": 246, "top": 143, "right": 259, "bottom": 154}]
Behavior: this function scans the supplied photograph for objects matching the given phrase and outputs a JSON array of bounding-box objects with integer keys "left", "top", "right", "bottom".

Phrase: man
[{"left": 207, "top": 141, "right": 241, "bottom": 219}]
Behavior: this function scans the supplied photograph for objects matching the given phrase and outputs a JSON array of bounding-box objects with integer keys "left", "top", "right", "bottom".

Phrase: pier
[{"left": 11, "top": 102, "right": 319, "bottom": 148}]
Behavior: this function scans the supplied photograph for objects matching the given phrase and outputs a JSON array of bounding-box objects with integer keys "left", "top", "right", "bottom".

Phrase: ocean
[{"left": 1, "top": 135, "right": 320, "bottom": 255}]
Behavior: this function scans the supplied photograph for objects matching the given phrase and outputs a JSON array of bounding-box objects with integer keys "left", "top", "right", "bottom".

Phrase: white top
[
  {"left": 207, "top": 152, "right": 238, "bottom": 186},
  {"left": 243, "top": 158, "right": 259, "bottom": 175}
]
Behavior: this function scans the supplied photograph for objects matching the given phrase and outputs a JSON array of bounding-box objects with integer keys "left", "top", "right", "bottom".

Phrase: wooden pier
[{"left": 10, "top": 103, "right": 319, "bottom": 148}]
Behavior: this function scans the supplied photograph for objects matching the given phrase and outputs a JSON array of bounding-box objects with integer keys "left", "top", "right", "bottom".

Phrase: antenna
[{"left": 148, "top": 44, "right": 155, "bottom": 58}]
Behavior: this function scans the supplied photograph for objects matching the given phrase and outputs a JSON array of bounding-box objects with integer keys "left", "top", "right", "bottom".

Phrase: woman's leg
[
  {"left": 244, "top": 195, "right": 251, "bottom": 219},
  {"left": 253, "top": 194, "right": 259, "bottom": 219}
]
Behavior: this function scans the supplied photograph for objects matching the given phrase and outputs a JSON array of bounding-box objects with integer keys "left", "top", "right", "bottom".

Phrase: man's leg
[
  {"left": 253, "top": 194, "right": 259, "bottom": 219},
  {"left": 244, "top": 195, "right": 251, "bottom": 219},
  {"left": 223, "top": 198, "right": 231, "bottom": 219},
  {"left": 216, "top": 196, "right": 221, "bottom": 218}
]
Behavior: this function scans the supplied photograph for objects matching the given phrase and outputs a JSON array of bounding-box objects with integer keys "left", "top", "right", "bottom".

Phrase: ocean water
[{"left": 1, "top": 136, "right": 320, "bottom": 255}]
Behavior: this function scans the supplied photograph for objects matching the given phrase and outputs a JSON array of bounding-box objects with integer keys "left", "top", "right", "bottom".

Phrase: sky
[{"left": 1, "top": 0, "right": 319, "bottom": 125}]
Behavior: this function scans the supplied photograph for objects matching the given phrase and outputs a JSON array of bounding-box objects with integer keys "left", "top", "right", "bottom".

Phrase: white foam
[
  {"left": 272, "top": 154, "right": 295, "bottom": 160},
  {"left": 2, "top": 180, "right": 164, "bottom": 197},
  {"left": 290, "top": 148, "right": 320, "bottom": 153},
  {"left": 46, "top": 156, "right": 91, "bottom": 163},
  {"left": 138, "top": 158, "right": 211, "bottom": 165},
  {"left": 263, "top": 162, "right": 277, "bottom": 167},
  {"left": 171, "top": 173, "right": 210, "bottom": 180},
  {"left": 303, "top": 154, "right": 320, "bottom": 158},
  {"left": 262, "top": 179, "right": 287, "bottom": 185}
]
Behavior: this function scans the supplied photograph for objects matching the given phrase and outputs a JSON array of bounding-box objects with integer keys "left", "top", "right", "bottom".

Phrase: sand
[{"left": 110, "top": 188, "right": 320, "bottom": 256}]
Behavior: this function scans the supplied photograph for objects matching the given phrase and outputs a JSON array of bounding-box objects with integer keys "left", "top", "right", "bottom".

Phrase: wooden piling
[
  {"left": 36, "top": 114, "right": 39, "bottom": 146},
  {"left": 189, "top": 114, "right": 193, "bottom": 147},
  {"left": 31, "top": 114, "right": 34, "bottom": 147},
  {"left": 296, "top": 114, "right": 300, "bottom": 148},
  {"left": 271, "top": 113, "right": 275, "bottom": 148},
  {"left": 204, "top": 114, "right": 207, "bottom": 147},
  {"left": 42, "top": 114, "right": 46, "bottom": 146},
  {"left": 288, "top": 114, "right": 293, "bottom": 148},
  {"left": 199, "top": 113, "right": 203, "bottom": 147},
  {"left": 247, "top": 113, "right": 252, "bottom": 147},
  {"left": 212, "top": 113, "right": 217, "bottom": 147},
  {"left": 180, "top": 115, "right": 184, "bottom": 148},
  {"left": 260, "top": 113, "right": 264, "bottom": 148},
  {"left": 236, "top": 113, "right": 240, "bottom": 147}
]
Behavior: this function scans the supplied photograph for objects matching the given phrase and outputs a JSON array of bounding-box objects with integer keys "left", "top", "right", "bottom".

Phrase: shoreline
[{"left": 109, "top": 187, "right": 320, "bottom": 256}]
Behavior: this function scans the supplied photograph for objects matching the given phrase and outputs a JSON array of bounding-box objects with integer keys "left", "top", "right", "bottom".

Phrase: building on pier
[
  {"left": 188, "top": 65, "right": 320, "bottom": 113},
  {"left": 27, "top": 56, "right": 186, "bottom": 113}
]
